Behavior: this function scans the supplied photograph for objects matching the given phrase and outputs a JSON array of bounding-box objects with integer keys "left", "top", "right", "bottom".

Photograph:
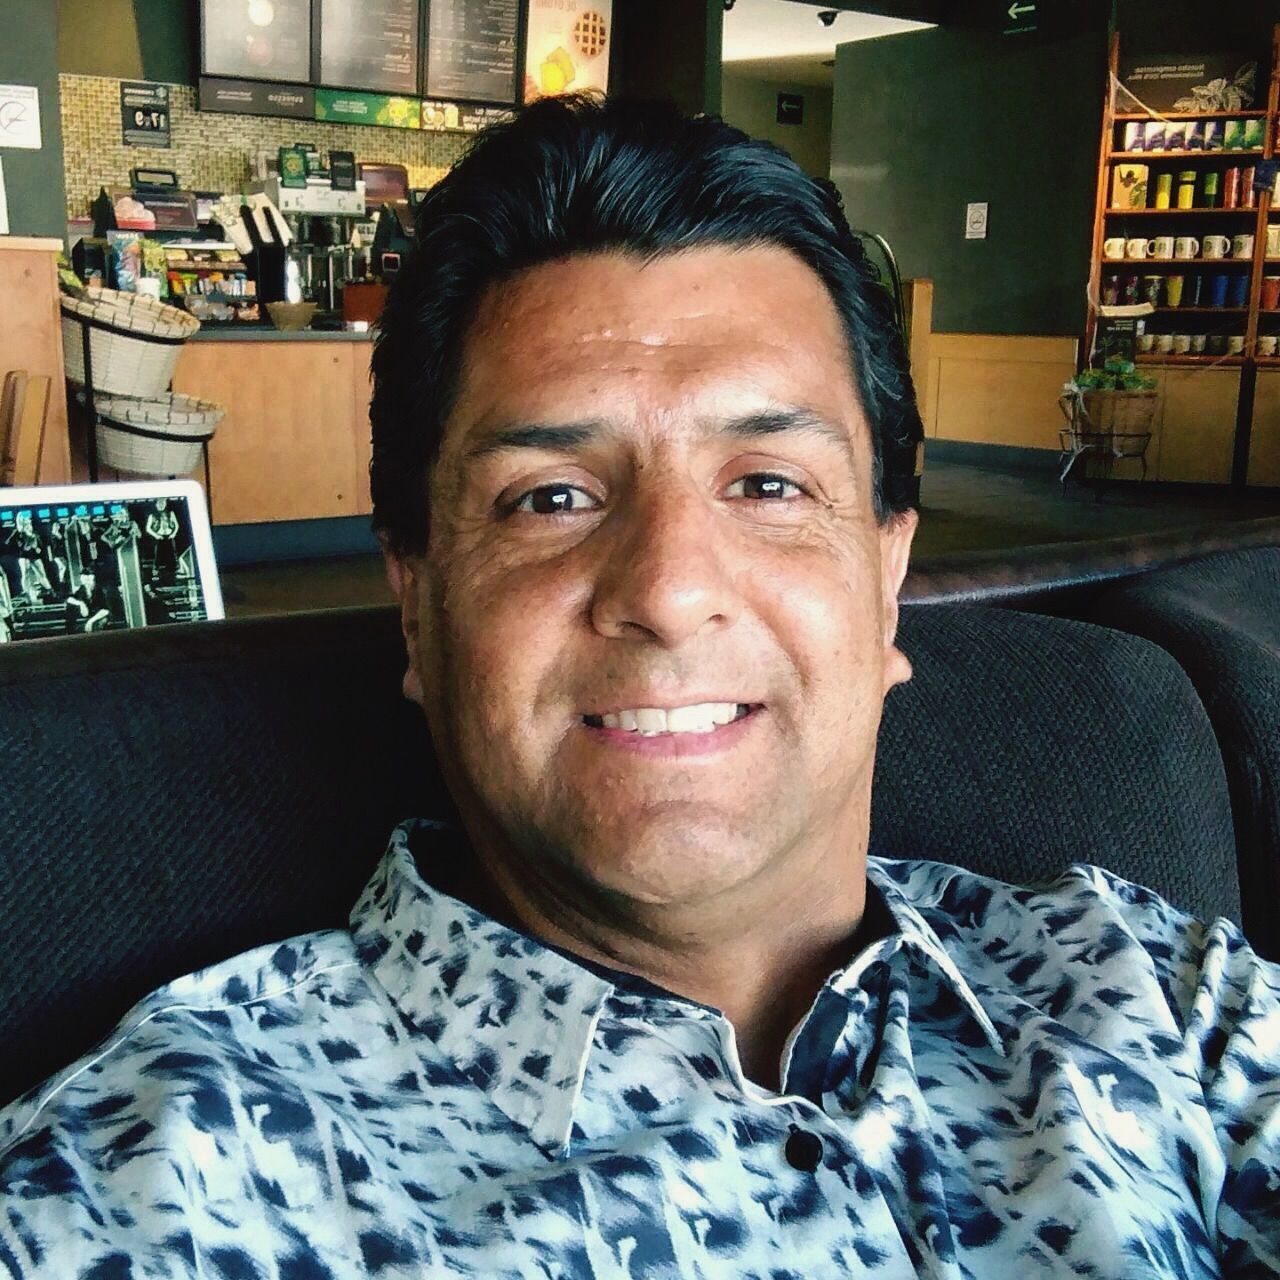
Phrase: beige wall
[{"left": 720, "top": 74, "right": 832, "bottom": 179}]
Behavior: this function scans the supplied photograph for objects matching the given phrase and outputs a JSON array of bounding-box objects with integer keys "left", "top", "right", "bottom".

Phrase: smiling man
[{"left": 2, "top": 96, "right": 1279, "bottom": 1279}]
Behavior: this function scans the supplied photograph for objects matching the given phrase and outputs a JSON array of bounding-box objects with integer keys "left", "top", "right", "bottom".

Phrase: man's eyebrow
[
  {"left": 463, "top": 423, "right": 603, "bottom": 461},
  {"left": 461, "top": 408, "right": 854, "bottom": 461}
]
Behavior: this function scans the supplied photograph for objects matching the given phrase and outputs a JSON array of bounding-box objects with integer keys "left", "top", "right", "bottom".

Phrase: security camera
[{"left": 817, "top": 9, "right": 839, "bottom": 25}]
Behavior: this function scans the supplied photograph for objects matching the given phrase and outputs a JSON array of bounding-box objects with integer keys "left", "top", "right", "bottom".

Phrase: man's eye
[
  {"left": 725, "top": 473, "right": 806, "bottom": 500},
  {"left": 512, "top": 484, "right": 598, "bottom": 515}
]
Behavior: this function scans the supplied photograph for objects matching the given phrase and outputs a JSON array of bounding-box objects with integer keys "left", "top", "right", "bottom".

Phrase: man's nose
[{"left": 590, "top": 484, "right": 743, "bottom": 647}]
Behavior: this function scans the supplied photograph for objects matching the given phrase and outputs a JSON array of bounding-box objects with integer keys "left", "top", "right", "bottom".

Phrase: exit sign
[
  {"left": 776, "top": 93, "right": 804, "bottom": 126},
  {"left": 1003, "top": 0, "right": 1037, "bottom": 35}
]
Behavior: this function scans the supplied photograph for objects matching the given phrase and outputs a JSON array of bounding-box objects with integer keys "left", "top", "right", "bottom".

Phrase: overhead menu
[
  {"left": 201, "top": 0, "right": 312, "bottom": 84},
  {"left": 425, "top": 0, "right": 521, "bottom": 105},
  {"left": 320, "top": 0, "right": 420, "bottom": 95}
]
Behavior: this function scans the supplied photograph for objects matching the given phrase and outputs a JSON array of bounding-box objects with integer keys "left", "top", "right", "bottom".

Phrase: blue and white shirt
[{"left": 1, "top": 819, "right": 1278, "bottom": 1279}]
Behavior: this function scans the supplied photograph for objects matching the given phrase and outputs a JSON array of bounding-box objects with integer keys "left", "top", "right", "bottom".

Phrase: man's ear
[
  {"left": 384, "top": 550, "right": 426, "bottom": 708},
  {"left": 878, "top": 508, "right": 918, "bottom": 696}
]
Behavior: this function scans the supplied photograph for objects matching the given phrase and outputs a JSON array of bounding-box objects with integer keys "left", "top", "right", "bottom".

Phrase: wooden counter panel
[
  {"left": 1150, "top": 368, "right": 1239, "bottom": 485},
  {"left": 174, "top": 341, "right": 372, "bottom": 525},
  {"left": 1249, "top": 370, "right": 1280, "bottom": 488},
  {"left": 0, "top": 245, "right": 71, "bottom": 483},
  {"left": 350, "top": 342, "right": 374, "bottom": 518}
]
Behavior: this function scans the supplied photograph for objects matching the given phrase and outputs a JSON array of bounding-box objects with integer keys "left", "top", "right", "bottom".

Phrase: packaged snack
[{"left": 106, "top": 230, "right": 144, "bottom": 292}]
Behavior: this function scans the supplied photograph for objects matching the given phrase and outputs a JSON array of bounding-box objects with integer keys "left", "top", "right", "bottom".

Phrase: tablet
[{"left": 0, "top": 480, "right": 223, "bottom": 643}]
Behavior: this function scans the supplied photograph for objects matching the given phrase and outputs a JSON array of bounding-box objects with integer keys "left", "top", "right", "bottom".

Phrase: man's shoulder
[{"left": 0, "top": 926, "right": 364, "bottom": 1159}]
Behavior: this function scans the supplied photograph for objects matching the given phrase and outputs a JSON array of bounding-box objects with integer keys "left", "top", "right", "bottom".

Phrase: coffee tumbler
[
  {"left": 1154, "top": 173, "right": 1173, "bottom": 209},
  {"left": 1201, "top": 171, "right": 1220, "bottom": 208},
  {"left": 1223, "top": 167, "right": 1241, "bottom": 209},
  {"left": 1176, "top": 171, "right": 1196, "bottom": 209}
]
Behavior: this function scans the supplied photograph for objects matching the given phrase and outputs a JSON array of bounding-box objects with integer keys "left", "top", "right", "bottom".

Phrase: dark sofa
[{"left": 1, "top": 519, "right": 1278, "bottom": 1108}]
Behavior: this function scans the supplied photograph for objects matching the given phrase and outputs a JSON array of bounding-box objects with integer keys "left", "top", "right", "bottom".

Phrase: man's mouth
[{"left": 582, "top": 703, "right": 757, "bottom": 736}]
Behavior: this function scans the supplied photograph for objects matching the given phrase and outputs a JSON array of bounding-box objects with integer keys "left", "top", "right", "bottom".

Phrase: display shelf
[
  {"left": 1105, "top": 207, "right": 1260, "bottom": 216},
  {"left": 1113, "top": 110, "right": 1269, "bottom": 121},
  {"left": 1135, "top": 354, "right": 1246, "bottom": 365},
  {"left": 1148, "top": 307, "right": 1249, "bottom": 314},
  {"left": 1110, "top": 150, "right": 1266, "bottom": 160},
  {"left": 1102, "top": 259, "right": 1253, "bottom": 266}
]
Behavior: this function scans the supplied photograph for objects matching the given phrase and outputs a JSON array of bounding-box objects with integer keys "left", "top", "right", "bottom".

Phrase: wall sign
[
  {"left": 965, "top": 202, "right": 989, "bottom": 240},
  {"left": 776, "top": 93, "right": 804, "bottom": 126},
  {"left": 0, "top": 84, "right": 41, "bottom": 151},
  {"left": 320, "top": 0, "right": 420, "bottom": 95},
  {"left": 121, "top": 82, "right": 171, "bottom": 148},
  {"left": 199, "top": 77, "right": 315, "bottom": 119},
  {"left": 1003, "top": 0, "right": 1036, "bottom": 37},
  {"left": 426, "top": 0, "right": 522, "bottom": 106},
  {"left": 315, "top": 89, "right": 422, "bottom": 128},
  {"left": 1117, "top": 54, "right": 1257, "bottom": 114},
  {"left": 524, "top": 0, "right": 611, "bottom": 101}
]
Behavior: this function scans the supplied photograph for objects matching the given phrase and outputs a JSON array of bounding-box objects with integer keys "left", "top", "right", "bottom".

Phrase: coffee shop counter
[{"left": 171, "top": 330, "right": 374, "bottom": 526}]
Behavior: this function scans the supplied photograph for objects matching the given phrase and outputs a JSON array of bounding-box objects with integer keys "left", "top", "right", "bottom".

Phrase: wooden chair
[{"left": 0, "top": 370, "right": 52, "bottom": 486}]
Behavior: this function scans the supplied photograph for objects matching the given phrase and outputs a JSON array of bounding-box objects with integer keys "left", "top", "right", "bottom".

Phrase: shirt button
[{"left": 784, "top": 1126, "right": 824, "bottom": 1173}]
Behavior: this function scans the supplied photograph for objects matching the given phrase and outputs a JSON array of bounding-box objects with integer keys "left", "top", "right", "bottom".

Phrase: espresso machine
[{"left": 250, "top": 176, "right": 368, "bottom": 318}]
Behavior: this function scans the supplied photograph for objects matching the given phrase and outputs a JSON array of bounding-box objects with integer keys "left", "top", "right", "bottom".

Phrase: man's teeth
[{"left": 597, "top": 703, "right": 745, "bottom": 735}]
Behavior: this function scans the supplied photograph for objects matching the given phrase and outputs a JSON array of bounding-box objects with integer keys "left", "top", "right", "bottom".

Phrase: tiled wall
[{"left": 59, "top": 74, "right": 470, "bottom": 216}]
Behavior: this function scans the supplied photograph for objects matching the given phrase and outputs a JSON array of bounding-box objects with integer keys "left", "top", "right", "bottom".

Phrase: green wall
[
  {"left": 60, "top": 0, "right": 198, "bottom": 85},
  {"left": 0, "top": 0, "right": 66, "bottom": 237},
  {"left": 831, "top": 24, "right": 1104, "bottom": 335}
]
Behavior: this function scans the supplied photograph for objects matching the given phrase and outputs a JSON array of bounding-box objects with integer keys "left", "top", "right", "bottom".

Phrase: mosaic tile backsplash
[{"left": 60, "top": 74, "right": 471, "bottom": 216}]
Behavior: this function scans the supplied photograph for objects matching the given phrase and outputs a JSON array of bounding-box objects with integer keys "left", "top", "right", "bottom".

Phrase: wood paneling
[
  {"left": 172, "top": 340, "right": 373, "bottom": 525},
  {"left": 350, "top": 342, "right": 374, "bottom": 518},
  {"left": 925, "top": 334, "right": 1079, "bottom": 450},
  {"left": 1249, "top": 369, "right": 1280, "bottom": 487},
  {"left": 0, "top": 239, "right": 71, "bottom": 484},
  {"left": 1149, "top": 367, "right": 1240, "bottom": 485}
]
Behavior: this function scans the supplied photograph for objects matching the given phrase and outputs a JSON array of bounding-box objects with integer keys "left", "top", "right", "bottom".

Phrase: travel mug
[
  {"left": 1123, "top": 275, "right": 1141, "bottom": 305},
  {"left": 1102, "top": 274, "right": 1121, "bottom": 306},
  {"left": 1262, "top": 276, "right": 1280, "bottom": 310},
  {"left": 1227, "top": 274, "right": 1250, "bottom": 308},
  {"left": 1207, "top": 273, "right": 1230, "bottom": 307},
  {"left": 1185, "top": 272, "right": 1203, "bottom": 306},
  {"left": 1154, "top": 173, "right": 1173, "bottom": 209},
  {"left": 1143, "top": 274, "right": 1164, "bottom": 306},
  {"left": 1201, "top": 171, "right": 1220, "bottom": 208},
  {"left": 1223, "top": 167, "right": 1241, "bottom": 209},
  {"left": 1176, "top": 171, "right": 1197, "bottom": 208},
  {"left": 1165, "top": 274, "right": 1185, "bottom": 307}
]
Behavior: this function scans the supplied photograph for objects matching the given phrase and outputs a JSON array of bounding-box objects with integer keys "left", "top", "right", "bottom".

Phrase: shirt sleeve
[{"left": 1079, "top": 865, "right": 1280, "bottom": 1276}]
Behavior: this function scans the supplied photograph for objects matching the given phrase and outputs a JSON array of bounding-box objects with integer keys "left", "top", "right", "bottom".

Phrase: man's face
[{"left": 392, "top": 246, "right": 916, "bottom": 911}]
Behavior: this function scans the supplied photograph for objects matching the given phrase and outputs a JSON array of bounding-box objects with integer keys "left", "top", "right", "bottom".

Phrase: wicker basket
[
  {"left": 1077, "top": 389, "right": 1159, "bottom": 434},
  {"left": 62, "top": 289, "right": 200, "bottom": 398},
  {"left": 94, "top": 391, "right": 223, "bottom": 477}
]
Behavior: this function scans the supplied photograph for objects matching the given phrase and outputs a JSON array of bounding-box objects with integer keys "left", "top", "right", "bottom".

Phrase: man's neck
[{"left": 432, "top": 828, "right": 874, "bottom": 1092}]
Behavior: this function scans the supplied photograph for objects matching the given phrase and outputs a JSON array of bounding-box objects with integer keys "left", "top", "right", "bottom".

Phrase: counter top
[
  {"left": 0, "top": 236, "right": 62, "bottom": 253},
  {"left": 190, "top": 326, "right": 374, "bottom": 342}
]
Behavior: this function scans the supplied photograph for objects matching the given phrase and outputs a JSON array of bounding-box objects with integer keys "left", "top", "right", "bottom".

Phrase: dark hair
[{"left": 370, "top": 93, "right": 922, "bottom": 556}]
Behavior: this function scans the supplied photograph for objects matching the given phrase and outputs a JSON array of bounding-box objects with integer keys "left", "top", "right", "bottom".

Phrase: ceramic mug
[
  {"left": 1257, "top": 335, "right": 1278, "bottom": 357},
  {"left": 1165, "top": 274, "right": 1185, "bottom": 307},
  {"left": 1137, "top": 333, "right": 1155, "bottom": 353},
  {"left": 1103, "top": 237, "right": 1127, "bottom": 260},
  {"left": 1152, "top": 235, "right": 1175, "bottom": 259},
  {"left": 1190, "top": 334, "right": 1207, "bottom": 354},
  {"left": 1232, "top": 234, "right": 1256, "bottom": 260},
  {"left": 1228, "top": 335, "right": 1246, "bottom": 355},
  {"left": 1174, "top": 236, "right": 1200, "bottom": 260},
  {"left": 1207, "top": 334, "right": 1228, "bottom": 355},
  {"left": 1172, "top": 333, "right": 1192, "bottom": 353},
  {"left": 1155, "top": 333, "right": 1175, "bottom": 353},
  {"left": 1127, "top": 237, "right": 1153, "bottom": 259},
  {"left": 1268, "top": 225, "right": 1280, "bottom": 258},
  {"left": 1203, "top": 235, "right": 1231, "bottom": 260}
]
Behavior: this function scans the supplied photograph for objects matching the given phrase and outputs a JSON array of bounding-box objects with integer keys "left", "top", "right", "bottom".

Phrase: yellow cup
[
  {"left": 1154, "top": 173, "right": 1173, "bottom": 209},
  {"left": 1165, "top": 274, "right": 1185, "bottom": 307}
]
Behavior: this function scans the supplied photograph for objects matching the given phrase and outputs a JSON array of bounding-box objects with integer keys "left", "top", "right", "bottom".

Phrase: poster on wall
[
  {"left": 121, "top": 82, "right": 171, "bottom": 148},
  {"left": 315, "top": 89, "right": 422, "bottom": 129},
  {"left": 0, "top": 84, "right": 41, "bottom": 151},
  {"left": 425, "top": 0, "right": 521, "bottom": 105},
  {"left": 320, "top": 0, "right": 420, "bottom": 95},
  {"left": 1116, "top": 53, "right": 1257, "bottom": 114},
  {"left": 523, "top": 0, "right": 611, "bottom": 101},
  {"left": 201, "top": 0, "right": 312, "bottom": 84},
  {"left": 199, "top": 77, "right": 315, "bottom": 119}
]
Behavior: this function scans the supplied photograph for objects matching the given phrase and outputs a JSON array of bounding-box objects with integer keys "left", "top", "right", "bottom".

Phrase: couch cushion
[
  {"left": 1087, "top": 547, "right": 1280, "bottom": 960},
  {"left": 0, "top": 603, "right": 1239, "bottom": 1105},
  {"left": 875, "top": 605, "right": 1239, "bottom": 925}
]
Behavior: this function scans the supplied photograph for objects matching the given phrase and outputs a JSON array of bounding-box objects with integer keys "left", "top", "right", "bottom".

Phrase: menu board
[
  {"left": 524, "top": 0, "right": 610, "bottom": 100},
  {"left": 201, "top": 0, "right": 312, "bottom": 84},
  {"left": 320, "top": 0, "right": 420, "bottom": 95},
  {"left": 425, "top": 0, "right": 521, "bottom": 105}
]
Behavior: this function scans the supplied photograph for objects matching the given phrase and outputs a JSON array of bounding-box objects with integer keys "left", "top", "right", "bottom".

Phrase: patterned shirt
[{"left": 1, "top": 819, "right": 1278, "bottom": 1279}]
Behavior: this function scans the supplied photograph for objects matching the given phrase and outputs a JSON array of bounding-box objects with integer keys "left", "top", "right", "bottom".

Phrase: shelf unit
[{"left": 1086, "top": 25, "right": 1280, "bottom": 487}]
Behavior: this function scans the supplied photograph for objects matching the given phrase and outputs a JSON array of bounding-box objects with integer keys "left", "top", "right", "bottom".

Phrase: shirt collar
[
  {"left": 865, "top": 857, "right": 1007, "bottom": 1057},
  {"left": 349, "top": 821, "right": 616, "bottom": 1157},
  {"left": 349, "top": 823, "right": 1006, "bottom": 1158}
]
